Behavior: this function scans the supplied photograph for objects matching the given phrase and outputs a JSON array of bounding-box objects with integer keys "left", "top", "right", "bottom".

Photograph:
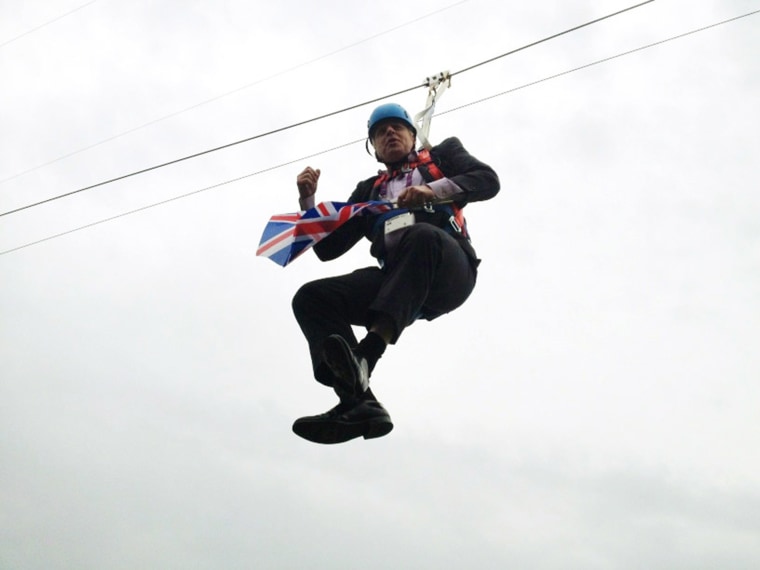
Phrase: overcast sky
[{"left": 1, "top": 1, "right": 759, "bottom": 568}]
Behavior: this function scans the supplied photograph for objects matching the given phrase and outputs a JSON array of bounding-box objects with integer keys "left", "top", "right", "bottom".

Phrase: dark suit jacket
[{"left": 313, "top": 137, "right": 499, "bottom": 263}]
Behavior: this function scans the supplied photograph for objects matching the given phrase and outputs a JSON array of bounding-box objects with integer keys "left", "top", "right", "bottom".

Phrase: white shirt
[{"left": 380, "top": 167, "right": 462, "bottom": 202}]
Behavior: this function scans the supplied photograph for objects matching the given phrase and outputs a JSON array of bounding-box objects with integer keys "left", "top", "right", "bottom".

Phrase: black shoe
[
  {"left": 322, "top": 334, "right": 369, "bottom": 400},
  {"left": 292, "top": 398, "right": 393, "bottom": 444}
]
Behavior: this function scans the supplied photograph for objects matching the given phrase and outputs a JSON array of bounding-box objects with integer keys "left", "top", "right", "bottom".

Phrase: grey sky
[{"left": 2, "top": 0, "right": 759, "bottom": 568}]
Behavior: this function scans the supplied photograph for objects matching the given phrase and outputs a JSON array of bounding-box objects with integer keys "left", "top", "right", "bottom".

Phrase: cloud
[{"left": 2, "top": 1, "right": 759, "bottom": 568}]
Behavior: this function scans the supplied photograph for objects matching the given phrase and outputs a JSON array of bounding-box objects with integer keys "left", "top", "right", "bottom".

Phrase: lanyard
[{"left": 378, "top": 168, "right": 415, "bottom": 200}]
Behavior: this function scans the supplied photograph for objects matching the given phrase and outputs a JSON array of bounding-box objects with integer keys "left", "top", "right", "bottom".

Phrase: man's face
[{"left": 371, "top": 120, "right": 416, "bottom": 164}]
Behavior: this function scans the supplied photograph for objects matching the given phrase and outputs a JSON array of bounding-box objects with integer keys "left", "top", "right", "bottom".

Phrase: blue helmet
[{"left": 367, "top": 103, "right": 416, "bottom": 138}]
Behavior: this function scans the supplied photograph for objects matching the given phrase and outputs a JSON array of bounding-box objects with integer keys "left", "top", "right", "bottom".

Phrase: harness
[{"left": 371, "top": 149, "right": 468, "bottom": 238}]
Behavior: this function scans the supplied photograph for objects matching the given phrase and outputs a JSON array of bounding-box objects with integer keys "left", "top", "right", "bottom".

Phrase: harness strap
[
  {"left": 413, "top": 71, "right": 451, "bottom": 150},
  {"left": 372, "top": 149, "right": 442, "bottom": 191},
  {"left": 370, "top": 149, "right": 468, "bottom": 240}
]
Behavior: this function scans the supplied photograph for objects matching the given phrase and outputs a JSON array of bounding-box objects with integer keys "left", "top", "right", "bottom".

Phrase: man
[{"left": 291, "top": 102, "right": 499, "bottom": 444}]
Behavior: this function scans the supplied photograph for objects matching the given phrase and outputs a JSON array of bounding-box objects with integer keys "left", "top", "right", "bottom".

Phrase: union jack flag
[{"left": 256, "top": 200, "right": 394, "bottom": 266}]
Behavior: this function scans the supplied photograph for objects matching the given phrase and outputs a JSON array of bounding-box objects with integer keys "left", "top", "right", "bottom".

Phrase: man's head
[{"left": 368, "top": 103, "right": 417, "bottom": 164}]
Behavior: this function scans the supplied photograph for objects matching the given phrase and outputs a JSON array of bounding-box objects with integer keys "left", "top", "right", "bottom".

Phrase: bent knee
[{"left": 292, "top": 281, "right": 322, "bottom": 316}]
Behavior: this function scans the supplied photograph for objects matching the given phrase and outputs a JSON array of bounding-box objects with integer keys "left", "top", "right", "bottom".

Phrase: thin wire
[
  {"left": 441, "top": 9, "right": 760, "bottom": 116},
  {"left": 0, "top": 139, "right": 364, "bottom": 257},
  {"left": 3, "top": 8, "right": 756, "bottom": 258},
  {"left": 0, "top": 0, "right": 654, "bottom": 219},
  {"left": 0, "top": 0, "right": 98, "bottom": 49},
  {"left": 0, "top": 85, "right": 421, "bottom": 218},
  {"left": 0, "top": 0, "right": 469, "bottom": 186},
  {"left": 451, "top": 0, "right": 655, "bottom": 77}
]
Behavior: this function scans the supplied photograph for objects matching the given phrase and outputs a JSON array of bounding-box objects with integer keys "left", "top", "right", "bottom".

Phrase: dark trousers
[{"left": 292, "top": 223, "right": 477, "bottom": 386}]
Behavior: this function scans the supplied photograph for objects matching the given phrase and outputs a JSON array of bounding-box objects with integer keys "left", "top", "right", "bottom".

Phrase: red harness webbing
[{"left": 372, "top": 149, "right": 466, "bottom": 235}]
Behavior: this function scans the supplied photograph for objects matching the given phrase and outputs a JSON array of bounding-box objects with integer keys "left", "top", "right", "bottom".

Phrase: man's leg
[
  {"left": 290, "top": 225, "right": 476, "bottom": 444},
  {"left": 292, "top": 266, "right": 384, "bottom": 387},
  {"left": 370, "top": 223, "right": 477, "bottom": 342},
  {"left": 301, "top": 224, "right": 476, "bottom": 394},
  {"left": 291, "top": 266, "right": 394, "bottom": 444}
]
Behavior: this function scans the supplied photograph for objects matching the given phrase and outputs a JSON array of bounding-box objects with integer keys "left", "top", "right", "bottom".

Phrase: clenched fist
[{"left": 297, "top": 167, "right": 321, "bottom": 200}]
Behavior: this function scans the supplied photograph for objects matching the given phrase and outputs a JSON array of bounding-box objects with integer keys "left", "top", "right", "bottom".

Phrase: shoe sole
[
  {"left": 293, "top": 416, "right": 393, "bottom": 445},
  {"left": 322, "top": 335, "right": 360, "bottom": 398}
]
